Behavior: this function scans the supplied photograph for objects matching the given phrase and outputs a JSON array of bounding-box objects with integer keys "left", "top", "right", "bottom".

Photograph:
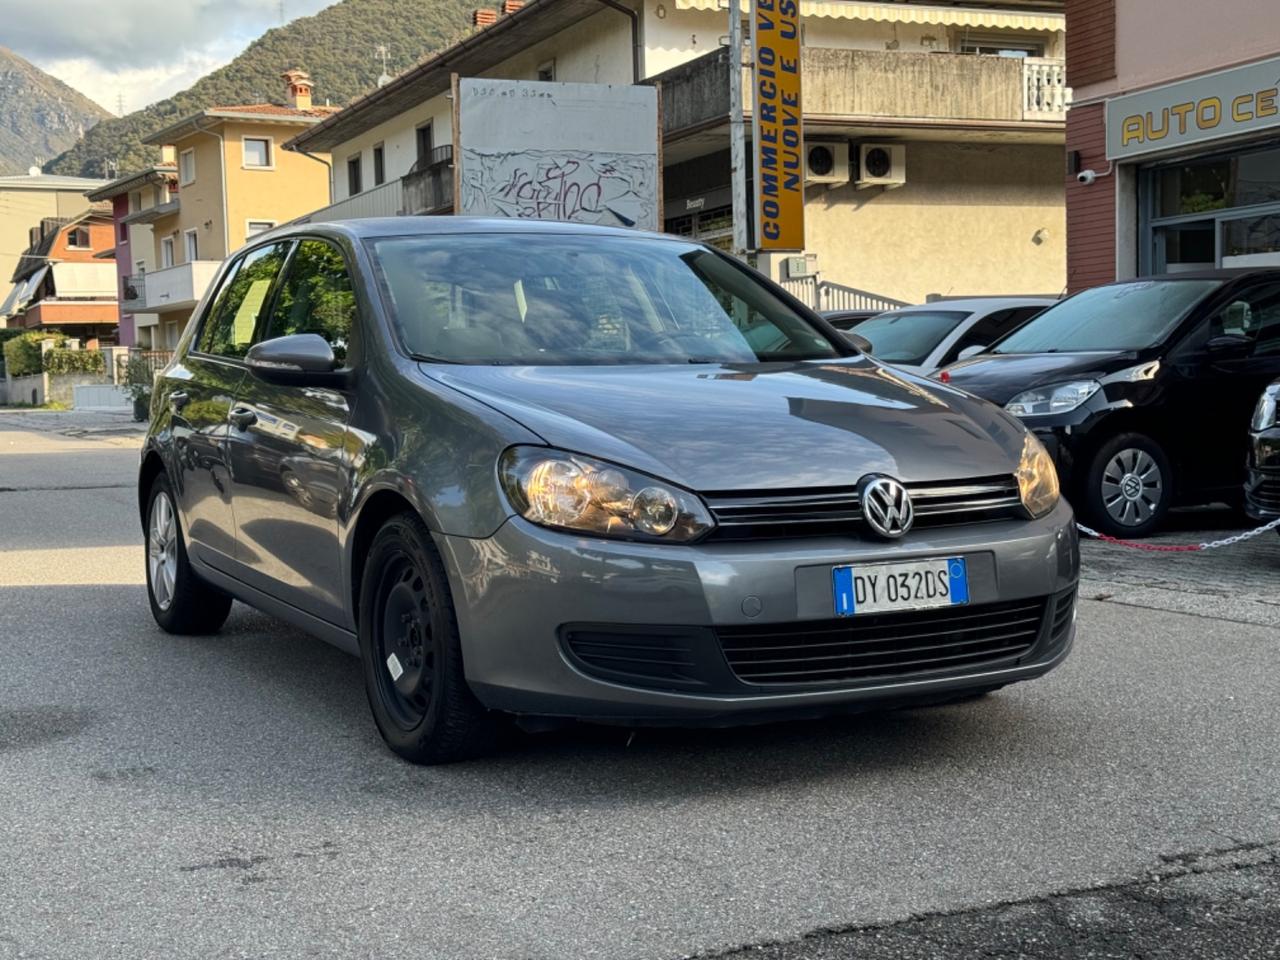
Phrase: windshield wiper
[{"left": 409, "top": 352, "right": 461, "bottom": 364}]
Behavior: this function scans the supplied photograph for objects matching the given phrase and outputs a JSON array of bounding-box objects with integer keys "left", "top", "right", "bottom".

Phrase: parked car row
[{"left": 842, "top": 271, "right": 1280, "bottom": 537}]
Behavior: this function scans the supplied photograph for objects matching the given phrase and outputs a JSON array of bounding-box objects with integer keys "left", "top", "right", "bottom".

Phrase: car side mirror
[
  {"left": 957, "top": 345, "right": 986, "bottom": 361},
  {"left": 246, "top": 334, "right": 338, "bottom": 381},
  {"left": 1206, "top": 333, "right": 1253, "bottom": 358},
  {"left": 846, "top": 333, "right": 873, "bottom": 354}
]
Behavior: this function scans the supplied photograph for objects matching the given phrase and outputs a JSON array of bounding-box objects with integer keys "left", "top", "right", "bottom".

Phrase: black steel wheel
[{"left": 358, "top": 511, "right": 500, "bottom": 764}]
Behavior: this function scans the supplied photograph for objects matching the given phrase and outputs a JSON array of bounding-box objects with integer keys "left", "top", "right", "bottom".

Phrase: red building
[{"left": 7, "top": 207, "right": 120, "bottom": 345}]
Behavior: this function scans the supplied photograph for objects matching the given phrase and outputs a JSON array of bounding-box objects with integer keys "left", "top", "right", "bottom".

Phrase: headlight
[
  {"left": 499, "top": 446, "right": 714, "bottom": 542},
  {"left": 1016, "top": 432, "right": 1060, "bottom": 518},
  {"left": 1006, "top": 380, "right": 1100, "bottom": 417},
  {"left": 1252, "top": 385, "right": 1280, "bottom": 431}
]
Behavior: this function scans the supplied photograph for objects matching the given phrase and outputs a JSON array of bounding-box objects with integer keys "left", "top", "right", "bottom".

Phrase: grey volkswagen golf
[{"left": 139, "top": 218, "right": 1078, "bottom": 764}]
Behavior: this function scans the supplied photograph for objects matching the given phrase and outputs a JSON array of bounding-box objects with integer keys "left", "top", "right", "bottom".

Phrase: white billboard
[{"left": 455, "top": 77, "right": 660, "bottom": 231}]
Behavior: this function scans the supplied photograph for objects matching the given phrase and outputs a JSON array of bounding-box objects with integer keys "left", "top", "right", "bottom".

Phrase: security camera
[{"left": 1077, "top": 169, "right": 1098, "bottom": 185}]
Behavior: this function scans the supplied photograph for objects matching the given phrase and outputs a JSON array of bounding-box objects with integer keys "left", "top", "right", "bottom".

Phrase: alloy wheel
[
  {"left": 148, "top": 491, "right": 179, "bottom": 611},
  {"left": 1100, "top": 447, "right": 1164, "bottom": 528},
  {"left": 374, "top": 555, "right": 436, "bottom": 730}
]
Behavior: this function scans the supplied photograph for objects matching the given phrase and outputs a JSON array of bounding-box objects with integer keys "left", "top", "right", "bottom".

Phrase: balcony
[
  {"left": 402, "top": 145, "right": 455, "bottom": 216},
  {"left": 122, "top": 274, "right": 146, "bottom": 311},
  {"left": 302, "top": 178, "right": 404, "bottom": 223},
  {"left": 655, "top": 49, "right": 1069, "bottom": 138},
  {"left": 142, "top": 261, "right": 221, "bottom": 314}
]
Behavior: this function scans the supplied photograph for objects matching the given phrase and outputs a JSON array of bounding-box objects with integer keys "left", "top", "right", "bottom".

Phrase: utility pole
[
  {"left": 116, "top": 93, "right": 125, "bottom": 116},
  {"left": 728, "top": 0, "right": 749, "bottom": 258},
  {"left": 375, "top": 44, "right": 393, "bottom": 87},
  {"left": 279, "top": 0, "right": 286, "bottom": 23}
]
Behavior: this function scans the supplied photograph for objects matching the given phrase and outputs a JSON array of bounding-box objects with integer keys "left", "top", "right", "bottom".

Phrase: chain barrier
[{"left": 1076, "top": 516, "right": 1280, "bottom": 552}]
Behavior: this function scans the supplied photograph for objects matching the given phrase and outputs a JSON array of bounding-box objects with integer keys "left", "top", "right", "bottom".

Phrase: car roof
[
  {"left": 266, "top": 215, "right": 673, "bottom": 243},
  {"left": 1108, "top": 268, "right": 1280, "bottom": 282},
  {"left": 878, "top": 296, "right": 1059, "bottom": 313}
]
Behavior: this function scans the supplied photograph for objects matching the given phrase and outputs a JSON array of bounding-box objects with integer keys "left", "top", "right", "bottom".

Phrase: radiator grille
[{"left": 704, "top": 476, "right": 1022, "bottom": 540}]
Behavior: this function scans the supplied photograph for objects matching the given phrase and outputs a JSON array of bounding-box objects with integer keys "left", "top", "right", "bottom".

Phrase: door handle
[
  {"left": 169, "top": 391, "right": 189, "bottom": 413},
  {"left": 227, "top": 406, "right": 258, "bottom": 430}
]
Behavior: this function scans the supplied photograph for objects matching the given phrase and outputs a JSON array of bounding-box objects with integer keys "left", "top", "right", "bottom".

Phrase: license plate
[{"left": 832, "top": 557, "right": 969, "bottom": 617}]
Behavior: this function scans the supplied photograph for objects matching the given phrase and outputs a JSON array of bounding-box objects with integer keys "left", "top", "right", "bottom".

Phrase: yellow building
[{"left": 125, "top": 71, "right": 335, "bottom": 347}]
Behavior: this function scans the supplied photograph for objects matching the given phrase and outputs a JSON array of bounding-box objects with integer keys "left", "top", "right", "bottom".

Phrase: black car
[
  {"left": 941, "top": 270, "right": 1280, "bottom": 537},
  {"left": 1245, "top": 379, "right": 1280, "bottom": 524}
]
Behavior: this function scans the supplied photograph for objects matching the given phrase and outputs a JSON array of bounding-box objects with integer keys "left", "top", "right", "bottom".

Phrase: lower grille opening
[
  {"left": 717, "top": 596, "right": 1050, "bottom": 686},
  {"left": 561, "top": 627, "right": 717, "bottom": 690}
]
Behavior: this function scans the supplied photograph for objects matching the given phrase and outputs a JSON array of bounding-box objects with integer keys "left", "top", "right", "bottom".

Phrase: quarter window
[
  {"left": 1209, "top": 283, "right": 1280, "bottom": 356},
  {"left": 265, "top": 239, "right": 356, "bottom": 363},
  {"left": 196, "top": 242, "right": 291, "bottom": 358}
]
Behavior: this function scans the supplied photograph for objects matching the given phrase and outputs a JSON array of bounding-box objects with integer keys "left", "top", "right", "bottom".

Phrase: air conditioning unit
[
  {"left": 856, "top": 143, "right": 906, "bottom": 189},
  {"left": 805, "top": 141, "right": 850, "bottom": 185}
]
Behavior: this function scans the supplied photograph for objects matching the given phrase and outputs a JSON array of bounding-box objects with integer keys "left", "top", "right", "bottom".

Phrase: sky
[{"left": 0, "top": 0, "right": 335, "bottom": 115}]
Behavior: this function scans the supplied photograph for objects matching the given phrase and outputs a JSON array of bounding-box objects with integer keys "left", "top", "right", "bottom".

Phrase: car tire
[
  {"left": 1082, "top": 432, "right": 1173, "bottom": 538},
  {"left": 358, "top": 511, "right": 500, "bottom": 765},
  {"left": 145, "top": 473, "right": 233, "bottom": 634}
]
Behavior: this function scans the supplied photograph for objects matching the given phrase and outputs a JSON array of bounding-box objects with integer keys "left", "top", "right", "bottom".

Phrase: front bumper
[
  {"left": 1244, "top": 427, "right": 1280, "bottom": 520},
  {"left": 437, "top": 501, "right": 1079, "bottom": 723}
]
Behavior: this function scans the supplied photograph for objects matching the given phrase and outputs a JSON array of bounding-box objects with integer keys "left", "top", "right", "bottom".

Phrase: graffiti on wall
[
  {"left": 456, "top": 78, "right": 660, "bottom": 231},
  {"left": 459, "top": 149, "right": 657, "bottom": 229}
]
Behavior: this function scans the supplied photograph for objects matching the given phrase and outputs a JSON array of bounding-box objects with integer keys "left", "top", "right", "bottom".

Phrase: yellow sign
[{"left": 751, "top": 0, "right": 803, "bottom": 252}]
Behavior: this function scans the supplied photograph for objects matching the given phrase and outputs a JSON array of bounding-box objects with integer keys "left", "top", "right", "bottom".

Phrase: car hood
[
  {"left": 424, "top": 359, "right": 1026, "bottom": 491},
  {"left": 941, "top": 351, "right": 1134, "bottom": 405}
]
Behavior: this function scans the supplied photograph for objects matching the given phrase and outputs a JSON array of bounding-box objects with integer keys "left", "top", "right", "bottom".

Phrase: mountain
[
  {"left": 0, "top": 47, "right": 111, "bottom": 176},
  {"left": 46, "top": 0, "right": 478, "bottom": 178}
]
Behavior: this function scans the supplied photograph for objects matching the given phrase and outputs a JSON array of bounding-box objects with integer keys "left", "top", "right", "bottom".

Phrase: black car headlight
[
  {"left": 499, "top": 446, "right": 714, "bottom": 542},
  {"left": 1006, "top": 380, "right": 1100, "bottom": 417},
  {"left": 1252, "top": 384, "right": 1280, "bottom": 431},
  {"left": 1016, "top": 432, "right": 1060, "bottom": 518}
]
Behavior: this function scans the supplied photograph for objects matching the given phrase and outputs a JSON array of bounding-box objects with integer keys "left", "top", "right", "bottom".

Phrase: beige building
[
  {"left": 289, "top": 0, "right": 1069, "bottom": 306},
  {"left": 0, "top": 171, "right": 108, "bottom": 326},
  {"left": 124, "top": 71, "right": 335, "bottom": 347}
]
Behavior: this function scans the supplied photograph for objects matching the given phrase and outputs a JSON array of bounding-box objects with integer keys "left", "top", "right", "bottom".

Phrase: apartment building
[
  {"left": 4, "top": 206, "right": 119, "bottom": 344},
  {"left": 117, "top": 71, "right": 334, "bottom": 348},
  {"left": 1065, "top": 0, "right": 1280, "bottom": 290},
  {"left": 289, "top": 0, "right": 1070, "bottom": 304},
  {"left": 0, "top": 171, "right": 108, "bottom": 326}
]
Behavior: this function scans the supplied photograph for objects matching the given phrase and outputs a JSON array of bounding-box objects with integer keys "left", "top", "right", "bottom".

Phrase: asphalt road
[{"left": 2, "top": 411, "right": 1279, "bottom": 960}]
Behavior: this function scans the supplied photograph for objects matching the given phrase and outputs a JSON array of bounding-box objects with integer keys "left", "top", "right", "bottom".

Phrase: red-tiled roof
[{"left": 210, "top": 103, "right": 341, "bottom": 117}]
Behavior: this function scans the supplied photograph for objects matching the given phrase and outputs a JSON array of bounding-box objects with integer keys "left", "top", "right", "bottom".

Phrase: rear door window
[{"left": 196, "top": 242, "right": 292, "bottom": 358}]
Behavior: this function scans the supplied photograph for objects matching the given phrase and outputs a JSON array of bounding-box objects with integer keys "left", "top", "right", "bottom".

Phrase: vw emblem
[{"left": 859, "top": 475, "right": 914, "bottom": 539}]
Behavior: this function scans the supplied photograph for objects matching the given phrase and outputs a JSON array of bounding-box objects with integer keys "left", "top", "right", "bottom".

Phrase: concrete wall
[
  {"left": 803, "top": 141, "right": 1066, "bottom": 303},
  {"left": 46, "top": 372, "right": 111, "bottom": 408},
  {"left": 1077, "top": 0, "right": 1278, "bottom": 102},
  {"left": 5, "top": 373, "right": 45, "bottom": 406}
]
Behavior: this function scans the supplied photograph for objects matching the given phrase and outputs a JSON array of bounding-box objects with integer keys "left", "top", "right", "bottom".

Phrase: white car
[{"left": 842, "top": 297, "right": 1058, "bottom": 375}]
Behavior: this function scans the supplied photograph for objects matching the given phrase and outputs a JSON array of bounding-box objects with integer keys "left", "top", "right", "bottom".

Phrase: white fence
[{"left": 782, "top": 278, "right": 908, "bottom": 314}]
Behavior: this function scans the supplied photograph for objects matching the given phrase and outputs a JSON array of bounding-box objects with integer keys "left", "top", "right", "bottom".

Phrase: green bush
[
  {"left": 3, "top": 332, "right": 67, "bottom": 377},
  {"left": 122, "top": 353, "right": 156, "bottom": 401},
  {"left": 43, "top": 348, "right": 105, "bottom": 376}
]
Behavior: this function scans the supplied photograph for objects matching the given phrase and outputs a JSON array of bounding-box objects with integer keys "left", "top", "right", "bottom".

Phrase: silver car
[
  {"left": 139, "top": 219, "right": 1078, "bottom": 764},
  {"left": 844, "top": 297, "right": 1057, "bottom": 375}
]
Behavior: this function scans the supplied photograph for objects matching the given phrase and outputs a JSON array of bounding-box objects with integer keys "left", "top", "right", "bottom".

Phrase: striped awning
[{"left": 674, "top": 0, "right": 1065, "bottom": 31}]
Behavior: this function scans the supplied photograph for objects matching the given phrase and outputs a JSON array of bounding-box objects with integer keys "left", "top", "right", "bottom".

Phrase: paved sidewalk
[{"left": 0, "top": 408, "right": 146, "bottom": 444}]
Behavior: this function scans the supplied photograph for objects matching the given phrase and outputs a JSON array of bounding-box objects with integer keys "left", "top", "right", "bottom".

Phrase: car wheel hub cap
[
  {"left": 378, "top": 561, "right": 434, "bottom": 728},
  {"left": 1101, "top": 448, "right": 1163, "bottom": 527},
  {"left": 147, "top": 492, "right": 178, "bottom": 611}
]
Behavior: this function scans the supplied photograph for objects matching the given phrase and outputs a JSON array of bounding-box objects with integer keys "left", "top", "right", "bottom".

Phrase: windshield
[
  {"left": 992, "top": 279, "right": 1221, "bottom": 353},
  {"left": 369, "top": 234, "right": 842, "bottom": 365},
  {"left": 852, "top": 310, "right": 970, "bottom": 365}
]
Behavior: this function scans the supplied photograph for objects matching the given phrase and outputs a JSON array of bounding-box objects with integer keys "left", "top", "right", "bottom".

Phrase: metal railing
[
  {"left": 1023, "top": 58, "right": 1070, "bottom": 120},
  {"left": 115, "top": 348, "right": 173, "bottom": 383},
  {"left": 122, "top": 274, "right": 146, "bottom": 310},
  {"left": 782, "top": 277, "right": 908, "bottom": 314},
  {"left": 402, "top": 147, "right": 455, "bottom": 216}
]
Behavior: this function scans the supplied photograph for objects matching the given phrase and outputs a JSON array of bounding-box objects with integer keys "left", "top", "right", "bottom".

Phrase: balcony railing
[
  {"left": 142, "top": 261, "right": 221, "bottom": 313},
  {"left": 302, "top": 177, "right": 404, "bottom": 223},
  {"left": 403, "top": 145, "right": 455, "bottom": 216},
  {"left": 1023, "top": 57, "right": 1070, "bottom": 120},
  {"left": 654, "top": 50, "right": 1069, "bottom": 133},
  {"left": 122, "top": 274, "right": 146, "bottom": 310}
]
